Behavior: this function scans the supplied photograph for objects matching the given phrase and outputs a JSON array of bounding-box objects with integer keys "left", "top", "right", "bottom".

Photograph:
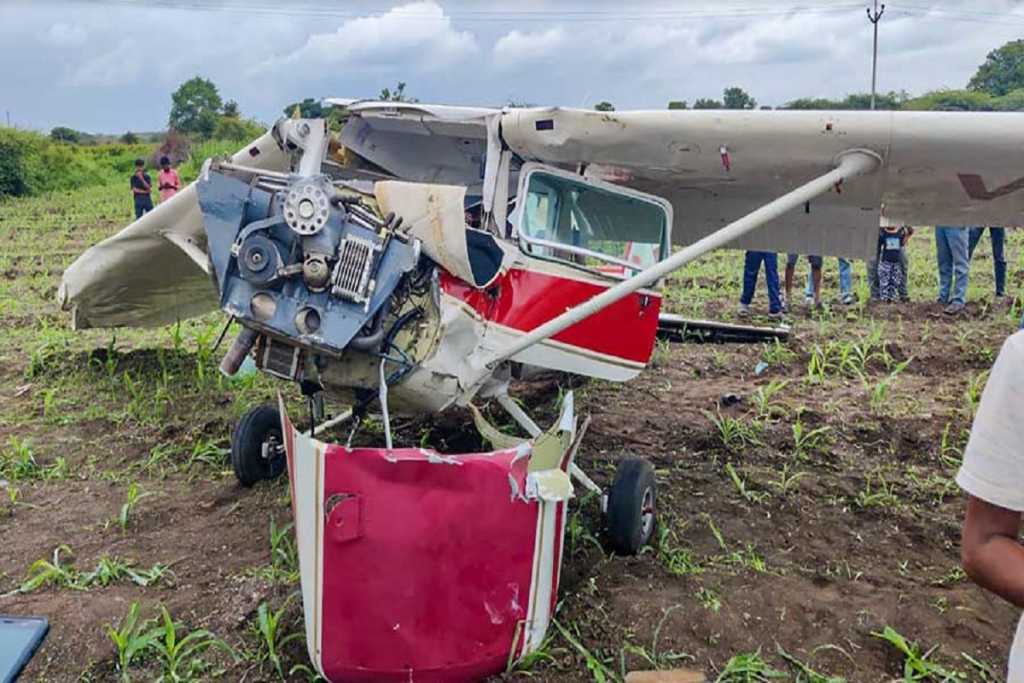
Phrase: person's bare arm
[{"left": 962, "top": 495, "right": 1024, "bottom": 608}]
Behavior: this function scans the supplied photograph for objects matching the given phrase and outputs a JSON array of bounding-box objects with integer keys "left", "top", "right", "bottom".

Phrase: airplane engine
[{"left": 197, "top": 165, "right": 437, "bottom": 399}]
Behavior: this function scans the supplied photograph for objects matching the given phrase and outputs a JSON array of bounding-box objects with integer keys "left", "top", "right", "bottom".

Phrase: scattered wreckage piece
[{"left": 656, "top": 313, "right": 790, "bottom": 345}]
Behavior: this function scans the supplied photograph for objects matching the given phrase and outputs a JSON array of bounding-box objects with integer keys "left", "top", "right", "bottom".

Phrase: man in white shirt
[{"left": 958, "top": 330, "right": 1024, "bottom": 680}]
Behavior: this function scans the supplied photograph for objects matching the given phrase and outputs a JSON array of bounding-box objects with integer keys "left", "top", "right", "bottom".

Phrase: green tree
[
  {"left": 667, "top": 100, "right": 688, "bottom": 110},
  {"left": 969, "top": 39, "right": 1024, "bottom": 96},
  {"left": 283, "top": 98, "right": 324, "bottom": 119},
  {"left": 723, "top": 86, "right": 756, "bottom": 110},
  {"left": 994, "top": 88, "right": 1024, "bottom": 111},
  {"left": 49, "top": 127, "right": 81, "bottom": 144},
  {"left": 222, "top": 99, "right": 240, "bottom": 118},
  {"left": 902, "top": 89, "right": 995, "bottom": 112},
  {"left": 214, "top": 116, "right": 264, "bottom": 141},
  {"left": 693, "top": 98, "right": 722, "bottom": 109},
  {"left": 783, "top": 90, "right": 908, "bottom": 110},
  {"left": 378, "top": 82, "right": 416, "bottom": 102},
  {"left": 169, "top": 77, "right": 223, "bottom": 139},
  {"left": 594, "top": 101, "right": 615, "bottom": 111},
  {"left": 120, "top": 131, "right": 139, "bottom": 144}
]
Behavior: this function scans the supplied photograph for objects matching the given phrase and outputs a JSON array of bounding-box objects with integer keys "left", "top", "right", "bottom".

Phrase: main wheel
[
  {"left": 231, "top": 404, "right": 285, "bottom": 487},
  {"left": 606, "top": 457, "right": 657, "bottom": 555}
]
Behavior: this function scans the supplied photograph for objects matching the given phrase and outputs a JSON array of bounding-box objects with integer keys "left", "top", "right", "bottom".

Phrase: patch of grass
[
  {"left": 552, "top": 618, "right": 619, "bottom": 683},
  {"left": 118, "top": 482, "right": 152, "bottom": 531},
  {"left": 715, "top": 649, "right": 786, "bottom": 682},
  {"left": 776, "top": 644, "right": 848, "bottom": 682},
  {"left": 751, "top": 380, "right": 790, "bottom": 420},
  {"left": 15, "top": 544, "right": 78, "bottom": 594},
  {"left": 770, "top": 463, "right": 807, "bottom": 495},
  {"left": 725, "top": 462, "right": 770, "bottom": 504},
  {"left": 251, "top": 518, "right": 300, "bottom": 584},
  {"left": 251, "top": 596, "right": 304, "bottom": 680},
  {"left": 8, "top": 547, "right": 171, "bottom": 596},
  {"left": 567, "top": 493, "right": 604, "bottom": 557},
  {"left": 854, "top": 471, "right": 901, "bottom": 510},
  {"left": 964, "top": 369, "right": 990, "bottom": 418},
  {"left": 708, "top": 412, "right": 763, "bottom": 452},
  {"left": 618, "top": 605, "right": 693, "bottom": 673},
  {"left": 696, "top": 587, "right": 722, "bottom": 613},
  {"left": 106, "top": 602, "right": 158, "bottom": 683},
  {"left": 867, "top": 358, "right": 913, "bottom": 414},
  {"left": 149, "top": 604, "right": 233, "bottom": 682},
  {"left": 647, "top": 526, "right": 703, "bottom": 577},
  {"left": 871, "top": 625, "right": 965, "bottom": 681},
  {"left": 791, "top": 417, "right": 831, "bottom": 460},
  {"left": 761, "top": 339, "right": 796, "bottom": 367}
]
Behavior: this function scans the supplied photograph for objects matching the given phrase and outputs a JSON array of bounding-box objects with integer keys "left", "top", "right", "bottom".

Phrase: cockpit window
[{"left": 518, "top": 171, "right": 669, "bottom": 274}]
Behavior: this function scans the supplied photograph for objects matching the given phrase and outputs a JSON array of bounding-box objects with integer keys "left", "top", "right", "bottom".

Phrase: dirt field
[{"left": 1, "top": 182, "right": 1021, "bottom": 681}]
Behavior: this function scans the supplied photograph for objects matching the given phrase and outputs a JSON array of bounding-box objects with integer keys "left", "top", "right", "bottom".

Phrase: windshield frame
[{"left": 512, "top": 163, "right": 673, "bottom": 279}]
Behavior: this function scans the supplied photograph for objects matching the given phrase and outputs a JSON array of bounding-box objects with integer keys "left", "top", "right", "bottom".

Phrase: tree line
[
  {"left": 596, "top": 39, "right": 1024, "bottom": 112},
  {"left": 44, "top": 38, "right": 1024, "bottom": 147}
]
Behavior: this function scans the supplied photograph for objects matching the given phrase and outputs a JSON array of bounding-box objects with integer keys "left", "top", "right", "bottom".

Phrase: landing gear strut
[
  {"left": 231, "top": 404, "right": 285, "bottom": 487},
  {"left": 492, "top": 391, "right": 657, "bottom": 556}
]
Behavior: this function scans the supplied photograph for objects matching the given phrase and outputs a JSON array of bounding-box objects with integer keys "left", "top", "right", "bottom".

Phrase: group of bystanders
[{"left": 738, "top": 225, "right": 1008, "bottom": 317}]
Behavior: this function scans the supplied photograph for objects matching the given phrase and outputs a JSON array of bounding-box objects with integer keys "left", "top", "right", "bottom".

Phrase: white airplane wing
[
  {"left": 59, "top": 131, "right": 290, "bottom": 329},
  {"left": 61, "top": 101, "right": 1024, "bottom": 330},
  {"left": 345, "top": 103, "right": 1024, "bottom": 259}
]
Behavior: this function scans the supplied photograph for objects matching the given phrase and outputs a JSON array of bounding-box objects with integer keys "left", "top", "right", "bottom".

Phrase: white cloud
[
  {"left": 493, "top": 27, "right": 565, "bottom": 67},
  {"left": 41, "top": 22, "right": 87, "bottom": 48},
  {"left": 255, "top": 1, "right": 477, "bottom": 75},
  {"left": 66, "top": 39, "right": 142, "bottom": 88}
]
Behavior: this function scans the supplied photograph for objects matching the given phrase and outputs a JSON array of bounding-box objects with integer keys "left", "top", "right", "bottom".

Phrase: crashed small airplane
[{"left": 60, "top": 101, "right": 1024, "bottom": 681}]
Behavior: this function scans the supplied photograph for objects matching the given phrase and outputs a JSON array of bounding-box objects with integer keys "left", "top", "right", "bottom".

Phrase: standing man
[
  {"left": 157, "top": 156, "right": 182, "bottom": 203},
  {"left": 785, "top": 253, "right": 822, "bottom": 309},
  {"left": 737, "top": 250, "right": 783, "bottom": 318},
  {"left": 935, "top": 225, "right": 970, "bottom": 315},
  {"left": 131, "top": 158, "right": 154, "bottom": 219},
  {"left": 958, "top": 330, "right": 1024, "bottom": 679},
  {"left": 968, "top": 226, "right": 1007, "bottom": 301}
]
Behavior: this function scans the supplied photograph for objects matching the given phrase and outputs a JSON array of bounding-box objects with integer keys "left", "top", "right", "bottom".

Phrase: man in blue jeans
[
  {"left": 738, "top": 251, "right": 782, "bottom": 318},
  {"left": 935, "top": 226, "right": 971, "bottom": 315},
  {"left": 968, "top": 226, "right": 1007, "bottom": 300}
]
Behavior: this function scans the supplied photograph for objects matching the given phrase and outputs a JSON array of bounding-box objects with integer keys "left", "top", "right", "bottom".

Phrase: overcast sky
[{"left": 4, "top": 0, "right": 1024, "bottom": 133}]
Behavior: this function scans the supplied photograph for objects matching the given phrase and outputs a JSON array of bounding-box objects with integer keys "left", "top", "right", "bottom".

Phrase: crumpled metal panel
[
  {"left": 375, "top": 181, "right": 508, "bottom": 289},
  {"left": 284, "top": 393, "right": 577, "bottom": 682}
]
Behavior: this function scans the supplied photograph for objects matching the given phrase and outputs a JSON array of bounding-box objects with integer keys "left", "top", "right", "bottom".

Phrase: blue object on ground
[{"left": 0, "top": 615, "right": 48, "bottom": 683}]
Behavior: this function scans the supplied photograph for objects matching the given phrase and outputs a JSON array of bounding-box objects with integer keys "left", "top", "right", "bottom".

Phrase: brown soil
[{"left": 0, "top": 299, "right": 1018, "bottom": 681}]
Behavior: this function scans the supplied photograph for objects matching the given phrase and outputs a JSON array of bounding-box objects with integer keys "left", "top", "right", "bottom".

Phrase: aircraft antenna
[{"left": 867, "top": 1, "right": 885, "bottom": 110}]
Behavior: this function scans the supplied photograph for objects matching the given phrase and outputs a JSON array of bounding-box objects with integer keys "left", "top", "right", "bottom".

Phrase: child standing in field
[
  {"left": 877, "top": 225, "right": 909, "bottom": 302},
  {"left": 157, "top": 156, "right": 181, "bottom": 202}
]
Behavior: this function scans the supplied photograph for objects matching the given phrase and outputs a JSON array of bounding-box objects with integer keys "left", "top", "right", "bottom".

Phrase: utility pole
[{"left": 867, "top": 1, "right": 885, "bottom": 110}]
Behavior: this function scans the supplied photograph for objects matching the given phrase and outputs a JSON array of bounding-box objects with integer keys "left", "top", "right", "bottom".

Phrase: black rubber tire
[
  {"left": 231, "top": 404, "right": 285, "bottom": 487},
  {"left": 606, "top": 457, "right": 657, "bottom": 555}
]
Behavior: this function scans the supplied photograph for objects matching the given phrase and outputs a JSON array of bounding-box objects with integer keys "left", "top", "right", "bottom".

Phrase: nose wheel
[
  {"left": 605, "top": 457, "right": 657, "bottom": 555},
  {"left": 231, "top": 404, "right": 286, "bottom": 487}
]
